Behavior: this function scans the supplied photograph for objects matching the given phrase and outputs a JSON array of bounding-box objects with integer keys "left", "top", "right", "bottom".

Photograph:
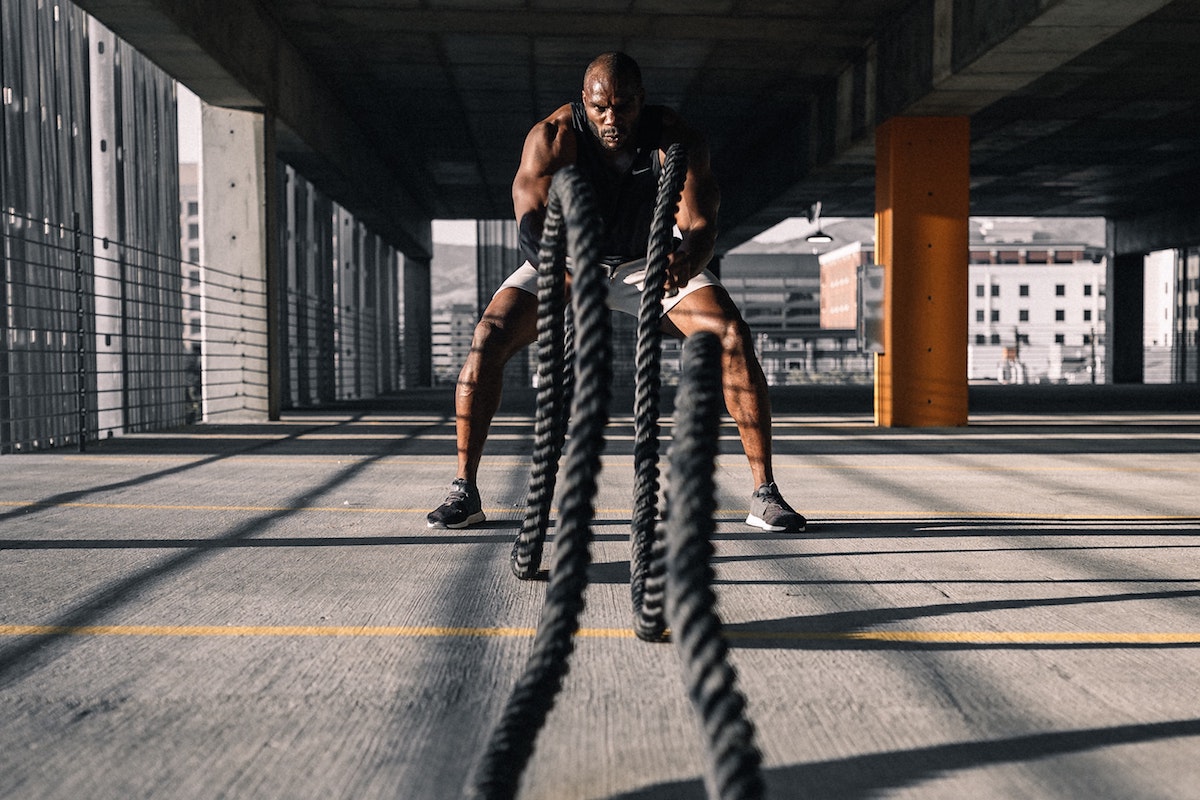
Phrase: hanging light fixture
[{"left": 805, "top": 201, "right": 833, "bottom": 243}]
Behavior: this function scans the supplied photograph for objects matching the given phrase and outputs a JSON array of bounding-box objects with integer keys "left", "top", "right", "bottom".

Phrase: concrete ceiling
[{"left": 76, "top": 0, "right": 1200, "bottom": 255}]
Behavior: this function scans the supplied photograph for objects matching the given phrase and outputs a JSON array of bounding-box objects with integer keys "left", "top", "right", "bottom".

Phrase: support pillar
[
  {"left": 1106, "top": 226, "right": 1145, "bottom": 384},
  {"left": 402, "top": 254, "right": 432, "bottom": 389},
  {"left": 874, "top": 116, "right": 970, "bottom": 427},
  {"left": 201, "top": 105, "right": 273, "bottom": 421},
  {"left": 88, "top": 20, "right": 125, "bottom": 438}
]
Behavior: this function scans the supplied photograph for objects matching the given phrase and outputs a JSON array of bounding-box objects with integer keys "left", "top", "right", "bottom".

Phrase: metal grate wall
[
  {"left": 1, "top": 1, "right": 187, "bottom": 453},
  {"left": 278, "top": 165, "right": 403, "bottom": 408}
]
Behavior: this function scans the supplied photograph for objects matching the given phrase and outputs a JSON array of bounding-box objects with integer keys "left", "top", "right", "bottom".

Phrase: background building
[
  {"left": 966, "top": 218, "right": 1106, "bottom": 383},
  {"left": 431, "top": 303, "right": 476, "bottom": 386},
  {"left": 179, "top": 162, "right": 203, "bottom": 356}
]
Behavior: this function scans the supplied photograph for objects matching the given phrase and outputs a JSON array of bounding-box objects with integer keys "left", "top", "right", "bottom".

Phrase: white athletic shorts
[{"left": 495, "top": 257, "right": 719, "bottom": 317}]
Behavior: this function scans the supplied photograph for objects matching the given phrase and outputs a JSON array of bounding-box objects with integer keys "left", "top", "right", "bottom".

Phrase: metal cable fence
[{"left": 0, "top": 209, "right": 197, "bottom": 452}]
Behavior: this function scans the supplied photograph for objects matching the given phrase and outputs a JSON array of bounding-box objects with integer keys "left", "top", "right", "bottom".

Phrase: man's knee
[
  {"left": 465, "top": 295, "right": 537, "bottom": 366},
  {"left": 717, "top": 315, "right": 755, "bottom": 357}
]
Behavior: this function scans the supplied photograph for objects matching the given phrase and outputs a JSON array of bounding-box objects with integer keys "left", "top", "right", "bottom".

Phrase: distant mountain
[{"left": 431, "top": 242, "right": 477, "bottom": 312}]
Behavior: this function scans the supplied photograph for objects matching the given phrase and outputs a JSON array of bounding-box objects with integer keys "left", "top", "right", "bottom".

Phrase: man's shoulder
[
  {"left": 538, "top": 102, "right": 576, "bottom": 131},
  {"left": 520, "top": 104, "right": 578, "bottom": 173}
]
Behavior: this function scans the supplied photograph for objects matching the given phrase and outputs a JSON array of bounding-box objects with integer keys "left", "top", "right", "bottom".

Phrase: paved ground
[{"left": 2, "top": 384, "right": 1199, "bottom": 799}]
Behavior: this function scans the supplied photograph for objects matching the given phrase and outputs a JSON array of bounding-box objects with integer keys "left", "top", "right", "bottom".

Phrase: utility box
[{"left": 857, "top": 264, "right": 885, "bottom": 353}]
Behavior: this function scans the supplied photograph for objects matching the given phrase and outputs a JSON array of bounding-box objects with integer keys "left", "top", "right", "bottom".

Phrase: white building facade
[{"left": 968, "top": 260, "right": 1106, "bottom": 383}]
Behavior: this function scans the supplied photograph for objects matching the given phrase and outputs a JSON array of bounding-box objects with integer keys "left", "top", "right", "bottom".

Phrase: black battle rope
[
  {"left": 510, "top": 187, "right": 571, "bottom": 579},
  {"left": 630, "top": 142, "right": 688, "bottom": 641},
  {"left": 667, "top": 332, "right": 766, "bottom": 800},
  {"left": 468, "top": 166, "right": 610, "bottom": 800}
]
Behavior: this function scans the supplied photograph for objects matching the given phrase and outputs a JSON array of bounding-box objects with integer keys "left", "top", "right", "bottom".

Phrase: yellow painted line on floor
[
  {"left": 724, "top": 630, "right": 1200, "bottom": 645},
  {"left": 2, "top": 624, "right": 1198, "bottom": 645}
]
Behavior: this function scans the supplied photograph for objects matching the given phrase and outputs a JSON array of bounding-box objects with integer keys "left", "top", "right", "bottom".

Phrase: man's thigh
[
  {"left": 660, "top": 284, "right": 745, "bottom": 339},
  {"left": 477, "top": 285, "right": 540, "bottom": 351}
]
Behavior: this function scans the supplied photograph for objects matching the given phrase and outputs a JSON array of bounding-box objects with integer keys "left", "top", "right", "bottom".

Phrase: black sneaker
[
  {"left": 427, "top": 478, "right": 486, "bottom": 529},
  {"left": 746, "top": 482, "right": 806, "bottom": 533}
]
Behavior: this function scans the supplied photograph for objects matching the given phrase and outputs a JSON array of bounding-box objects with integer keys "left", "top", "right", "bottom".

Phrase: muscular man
[{"left": 427, "top": 52, "right": 805, "bottom": 534}]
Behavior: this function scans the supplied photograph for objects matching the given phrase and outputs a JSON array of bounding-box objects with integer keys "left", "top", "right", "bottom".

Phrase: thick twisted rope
[
  {"left": 468, "top": 166, "right": 609, "bottom": 800},
  {"left": 667, "top": 332, "right": 766, "bottom": 800},
  {"left": 630, "top": 142, "right": 688, "bottom": 641},
  {"left": 511, "top": 193, "right": 571, "bottom": 579}
]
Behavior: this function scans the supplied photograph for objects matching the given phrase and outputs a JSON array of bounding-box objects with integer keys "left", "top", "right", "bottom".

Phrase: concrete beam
[
  {"left": 903, "top": 0, "right": 1177, "bottom": 116},
  {"left": 718, "top": 0, "right": 1173, "bottom": 245},
  {"left": 72, "top": 0, "right": 432, "bottom": 260},
  {"left": 1110, "top": 205, "right": 1200, "bottom": 255}
]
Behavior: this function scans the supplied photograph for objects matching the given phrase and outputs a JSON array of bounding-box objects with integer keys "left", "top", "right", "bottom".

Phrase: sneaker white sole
[
  {"left": 428, "top": 511, "right": 486, "bottom": 529},
  {"left": 745, "top": 513, "right": 804, "bottom": 533}
]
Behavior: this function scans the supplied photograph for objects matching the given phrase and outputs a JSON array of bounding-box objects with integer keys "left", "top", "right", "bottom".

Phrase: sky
[
  {"left": 432, "top": 219, "right": 476, "bottom": 245},
  {"left": 178, "top": 85, "right": 201, "bottom": 163}
]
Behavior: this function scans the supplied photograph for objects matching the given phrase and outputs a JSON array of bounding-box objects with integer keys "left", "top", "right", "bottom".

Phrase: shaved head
[{"left": 583, "top": 52, "right": 643, "bottom": 92}]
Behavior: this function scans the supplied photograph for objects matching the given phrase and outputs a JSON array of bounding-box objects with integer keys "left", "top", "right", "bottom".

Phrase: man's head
[{"left": 581, "top": 52, "right": 645, "bottom": 153}]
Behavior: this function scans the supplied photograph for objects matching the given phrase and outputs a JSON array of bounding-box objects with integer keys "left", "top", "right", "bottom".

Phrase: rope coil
[
  {"left": 510, "top": 189, "right": 571, "bottom": 579},
  {"left": 630, "top": 142, "right": 687, "bottom": 641},
  {"left": 469, "top": 165, "right": 609, "bottom": 799},
  {"left": 667, "top": 332, "right": 766, "bottom": 800},
  {"left": 478, "top": 149, "right": 765, "bottom": 800}
]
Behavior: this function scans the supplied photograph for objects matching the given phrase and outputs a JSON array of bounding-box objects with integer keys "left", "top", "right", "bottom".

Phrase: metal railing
[{"left": 1, "top": 209, "right": 201, "bottom": 452}]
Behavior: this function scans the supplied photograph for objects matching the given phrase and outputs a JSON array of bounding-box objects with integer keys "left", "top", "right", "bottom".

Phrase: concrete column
[
  {"left": 874, "top": 116, "right": 970, "bottom": 427},
  {"left": 201, "top": 105, "right": 272, "bottom": 421},
  {"left": 403, "top": 255, "right": 432, "bottom": 388},
  {"left": 87, "top": 20, "right": 125, "bottom": 438},
  {"left": 1107, "top": 244, "right": 1145, "bottom": 384}
]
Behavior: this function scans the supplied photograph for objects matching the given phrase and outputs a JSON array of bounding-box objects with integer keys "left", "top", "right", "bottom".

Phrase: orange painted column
[{"left": 874, "top": 116, "right": 970, "bottom": 427}]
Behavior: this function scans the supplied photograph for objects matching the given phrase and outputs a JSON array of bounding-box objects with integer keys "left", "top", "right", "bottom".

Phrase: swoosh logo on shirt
[{"left": 631, "top": 167, "right": 651, "bottom": 175}]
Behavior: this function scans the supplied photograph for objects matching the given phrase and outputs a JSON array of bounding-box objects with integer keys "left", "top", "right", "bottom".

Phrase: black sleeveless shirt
[{"left": 570, "top": 101, "right": 665, "bottom": 263}]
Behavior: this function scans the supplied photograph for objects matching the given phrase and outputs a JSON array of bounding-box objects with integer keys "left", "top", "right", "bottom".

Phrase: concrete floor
[{"left": 2, "top": 384, "right": 1199, "bottom": 799}]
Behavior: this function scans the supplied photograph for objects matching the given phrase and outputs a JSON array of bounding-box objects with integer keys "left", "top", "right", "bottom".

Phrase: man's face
[{"left": 581, "top": 74, "right": 644, "bottom": 152}]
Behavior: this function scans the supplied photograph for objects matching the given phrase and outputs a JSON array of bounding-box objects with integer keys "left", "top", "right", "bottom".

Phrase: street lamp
[{"left": 805, "top": 201, "right": 832, "bottom": 244}]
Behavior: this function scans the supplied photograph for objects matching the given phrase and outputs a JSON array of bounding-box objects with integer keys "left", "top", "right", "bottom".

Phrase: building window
[
  {"left": 1083, "top": 309, "right": 1092, "bottom": 322},
  {"left": 975, "top": 284, "right": 985, "bottom": 297},
  {"left": 1055, "top": 334, "right": 1065, "bottom": 344},
  {"left": 990, "top": 284, "right": 1000, "bottom": 297},
  {"left": 1055, "top": 284, "right": 1066, "bottom": 296},
  {"left": 1055, "top": 309, "right": 1066, "bottom": 322},
  {"left": 991, "top": 309, "right": 1000, "bottom": 322},
  {"left": 187, "top": 201, "right": 199, "bottom": 216},
  {"left": 975, "top": 334, "right": 986, "bottom": 344},
  {"left": 188, "top": 223, "right": 200, "bottom": 239},
  {"left": 976, "top": 309, "right": 985, "bottom": 322},
  {"left": 1083, "top": 334, "right": 1093, "bottom": 345},
  {"left": 1019, "top": 309, "right": 1029, "bottom": 322},
  {"left": 1019, "top": 284, "right": 1029, "bottom": 297},
  {"left": 1083, "top": 284, "right": 1093, "bottom": 296},
  {"left": 188, "top": 247, "right": 200, "bottom": 263},
  {"left": 990, "top": 334, "right": 1001, "bottom": 345}
]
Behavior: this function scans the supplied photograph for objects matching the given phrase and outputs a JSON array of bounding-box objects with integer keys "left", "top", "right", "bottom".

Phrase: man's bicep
[
  {"left": 512, "top": 172, "right": 549, "bottom": 222},
  {"left": 677, "top": 160, "right": 720, "bottom": 233}
]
